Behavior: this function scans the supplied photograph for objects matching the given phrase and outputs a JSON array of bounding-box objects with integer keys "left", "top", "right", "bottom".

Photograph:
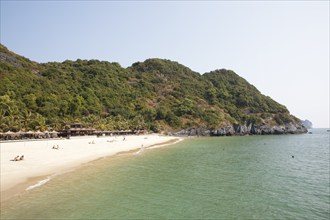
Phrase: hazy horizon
[{"left": 1, "top": 1, "right": 329, "bottom": 127}]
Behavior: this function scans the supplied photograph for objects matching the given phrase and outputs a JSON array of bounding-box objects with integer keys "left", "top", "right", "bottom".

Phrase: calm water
[{"left": 1, "top": 129, "right": 329, "bottom": 219}]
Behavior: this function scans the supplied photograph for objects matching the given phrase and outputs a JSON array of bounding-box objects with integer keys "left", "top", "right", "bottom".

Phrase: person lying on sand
[
  {"left": 52, "top": 145, "right": 60, "bottom": 150},
  {"left": 11, "top": 155, "right": 24, "bottom": 161}
]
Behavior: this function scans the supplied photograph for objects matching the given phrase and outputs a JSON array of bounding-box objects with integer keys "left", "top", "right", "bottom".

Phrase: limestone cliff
[{"left": 175, "top": 122, "right": 307, "bottom": 136}]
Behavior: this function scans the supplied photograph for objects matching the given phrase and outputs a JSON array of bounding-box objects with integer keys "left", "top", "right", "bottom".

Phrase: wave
[
  {"left": 25, "top": 167, "right": 82, "bottom": 191},
  {"left": 133, "top": 149, "right": 144, "bottom": 155},
  {"left": 26, "top": 177, "right": 51, "bottom": 191}
]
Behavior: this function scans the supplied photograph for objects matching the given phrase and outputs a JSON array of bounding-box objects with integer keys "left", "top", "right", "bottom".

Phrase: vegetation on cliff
[{"left": 0, "top": 44, "right": 302, "bottom": 132}]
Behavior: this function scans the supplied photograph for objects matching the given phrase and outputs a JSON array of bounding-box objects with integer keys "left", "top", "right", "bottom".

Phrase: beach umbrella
[
  {"left": 25, "top": 130, "right": 34, "bottom": 138},
  {"left": 17, "top": 130, "right": 24, "bottom": 138},
  {"left": 5, "top": 130, "right": 18, "bottom": 139},
  {"left": 6, "top": 131, "right": 18, "bottom": 136},
  {"left": 50, "top": 131, "right": 58, "bottom": 138}
]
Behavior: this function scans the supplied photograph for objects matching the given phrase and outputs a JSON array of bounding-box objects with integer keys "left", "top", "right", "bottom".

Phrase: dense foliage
[{"left": 0, "top": 44, "right": 300, "bottom": 132}]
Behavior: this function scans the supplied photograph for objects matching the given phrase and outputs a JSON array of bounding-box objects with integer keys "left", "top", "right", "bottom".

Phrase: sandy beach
[{"left": 0, "top": 134, "right": 181, "bottom": 202}]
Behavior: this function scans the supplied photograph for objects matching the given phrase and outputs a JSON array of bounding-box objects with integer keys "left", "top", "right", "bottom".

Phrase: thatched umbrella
[
  {"left": 4, "top": 131, "right": 17, "bottom": 140},
  {"left": 17, "top": 130, "right": 25, "bottom": 139},
  {"left": 50, "top": 130, "right": 58, "bottom": 138},
  {"left": 35, "top": 130, "right": 45, "bottom": 139}
]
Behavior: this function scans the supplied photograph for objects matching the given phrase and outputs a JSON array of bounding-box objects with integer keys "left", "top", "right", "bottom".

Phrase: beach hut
[{"left": 58, "top": 123, "right": 96, "bottom": 137}]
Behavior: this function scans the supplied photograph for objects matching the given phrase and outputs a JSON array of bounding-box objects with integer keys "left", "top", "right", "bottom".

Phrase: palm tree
[{"left": 21, "top": 110, "right": 32, "bottom": 131}]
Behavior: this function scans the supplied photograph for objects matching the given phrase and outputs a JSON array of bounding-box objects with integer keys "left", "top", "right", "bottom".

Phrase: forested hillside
[{"left": 0, "top": 44, "right": 306, "bottom": 134}]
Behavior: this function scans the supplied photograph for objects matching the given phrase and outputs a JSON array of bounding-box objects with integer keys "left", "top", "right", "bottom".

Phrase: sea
[{"left": 1, "top": 128, "right": 329, "bottom": 219}]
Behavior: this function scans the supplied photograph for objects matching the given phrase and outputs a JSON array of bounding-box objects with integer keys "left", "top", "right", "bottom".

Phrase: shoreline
[{"left": 0, "top": 134, "right": 183, "bottom": 203}]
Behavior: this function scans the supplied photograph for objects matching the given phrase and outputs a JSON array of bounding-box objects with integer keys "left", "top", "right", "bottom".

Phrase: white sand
[{"left": 0, "top": 134, "right": 181, "bottom": 200}]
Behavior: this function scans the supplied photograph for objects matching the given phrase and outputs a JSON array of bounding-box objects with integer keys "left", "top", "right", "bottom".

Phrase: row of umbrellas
[
  {"left": 0, "top": 130, "right": 60, "bottom": 141},
  {"left": 0, "top": 130, "right": 58, "bottom": 135}
]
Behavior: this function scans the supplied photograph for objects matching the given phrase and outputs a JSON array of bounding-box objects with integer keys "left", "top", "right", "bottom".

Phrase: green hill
[{"left": 0, "top": 44, "right": 306, "bottom": 135}]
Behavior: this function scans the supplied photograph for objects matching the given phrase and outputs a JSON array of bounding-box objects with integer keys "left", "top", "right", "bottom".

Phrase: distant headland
[{"left": 301, "top": 120, "right": 313, "bottom": 129}]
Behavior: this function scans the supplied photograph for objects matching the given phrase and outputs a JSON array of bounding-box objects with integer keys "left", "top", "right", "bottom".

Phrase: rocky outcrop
[
  {"left": 0, "top": 52, "right": 22, "bottom": 68},
  {"left": 174, "top": 122, "right": 307, "bottom": 136}
]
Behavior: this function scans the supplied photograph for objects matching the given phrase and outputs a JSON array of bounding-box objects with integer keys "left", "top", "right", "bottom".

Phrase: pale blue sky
[{"left": 1, "top": 1, "right": 329, "bottom": 128}]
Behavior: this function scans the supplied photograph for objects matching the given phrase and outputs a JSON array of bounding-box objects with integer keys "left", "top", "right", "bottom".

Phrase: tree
[{"left": 205, "top": 87, "right": 217, "bottom": 105}]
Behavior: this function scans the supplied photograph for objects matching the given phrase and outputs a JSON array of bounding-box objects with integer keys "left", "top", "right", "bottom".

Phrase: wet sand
[{"left": 0, "top": 134, "right": 182, "bottom": 202}]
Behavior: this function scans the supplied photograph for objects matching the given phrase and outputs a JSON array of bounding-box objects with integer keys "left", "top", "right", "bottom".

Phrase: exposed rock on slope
[{"left": 175, "top": 122, "right": 307, "bottom": 136}]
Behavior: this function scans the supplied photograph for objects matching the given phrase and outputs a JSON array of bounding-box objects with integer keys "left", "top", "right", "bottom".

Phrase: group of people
[
  {"left": 52, "top": 145, "right": 60, "bottom": 150},
  {"left": 12, "top": 155, "right": 24, "bottom": 161}
]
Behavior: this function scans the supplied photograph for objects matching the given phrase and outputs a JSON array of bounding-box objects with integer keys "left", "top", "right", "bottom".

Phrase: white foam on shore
[
  {"left": 25, "top": 166, "right": 86, "bottom": 191},
  {"left": 26, "top": 177, "right": 51, "bottom": 191},
  {"left": 132, "top": 138, "right": 183, "bottom": 155},
  {"left": 133, "top": 149, "right": 144, "bottom": 155},
  {"left": 147, "top": 138, "right": 183, "bottom": 149}
]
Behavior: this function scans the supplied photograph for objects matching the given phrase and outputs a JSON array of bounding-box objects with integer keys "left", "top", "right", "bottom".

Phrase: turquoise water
[{"left": 1, "top": 129, "right": 329, "bottom": 219}]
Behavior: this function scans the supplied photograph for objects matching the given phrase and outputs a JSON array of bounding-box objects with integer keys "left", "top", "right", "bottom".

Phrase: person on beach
[
  {"left": 12, "top": 155, "right": 24, "bottom": 161},
  {"left": 52, "top": 145, "right": 59, "bottom": 150}
]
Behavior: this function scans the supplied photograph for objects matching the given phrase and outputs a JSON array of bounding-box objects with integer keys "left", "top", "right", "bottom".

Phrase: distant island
[
  {"left": 301, "top": 120, "right": 313, "bottom": 129},
  {"left": 0, "top": 44, "right": 307, "bottom": 136}
]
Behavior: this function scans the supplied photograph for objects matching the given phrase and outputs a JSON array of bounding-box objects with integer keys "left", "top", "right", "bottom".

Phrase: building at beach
[{"left": 58, "top": 123, "right": 96, "bottom": 137}]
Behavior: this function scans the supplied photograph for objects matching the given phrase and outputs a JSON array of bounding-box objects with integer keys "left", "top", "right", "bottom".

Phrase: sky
[{"left": 0, "top": 1, "right": 329, "bottom": 128}]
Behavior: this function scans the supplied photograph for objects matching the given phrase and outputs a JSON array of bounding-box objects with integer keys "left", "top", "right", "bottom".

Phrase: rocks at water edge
[{"left": 174, "top": 122, "right": 308, "bottom": 136}]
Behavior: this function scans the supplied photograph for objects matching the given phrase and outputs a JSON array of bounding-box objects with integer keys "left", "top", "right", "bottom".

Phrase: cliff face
[{"left": 174, "top": 122, "right": 307, "bottom": 136}]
